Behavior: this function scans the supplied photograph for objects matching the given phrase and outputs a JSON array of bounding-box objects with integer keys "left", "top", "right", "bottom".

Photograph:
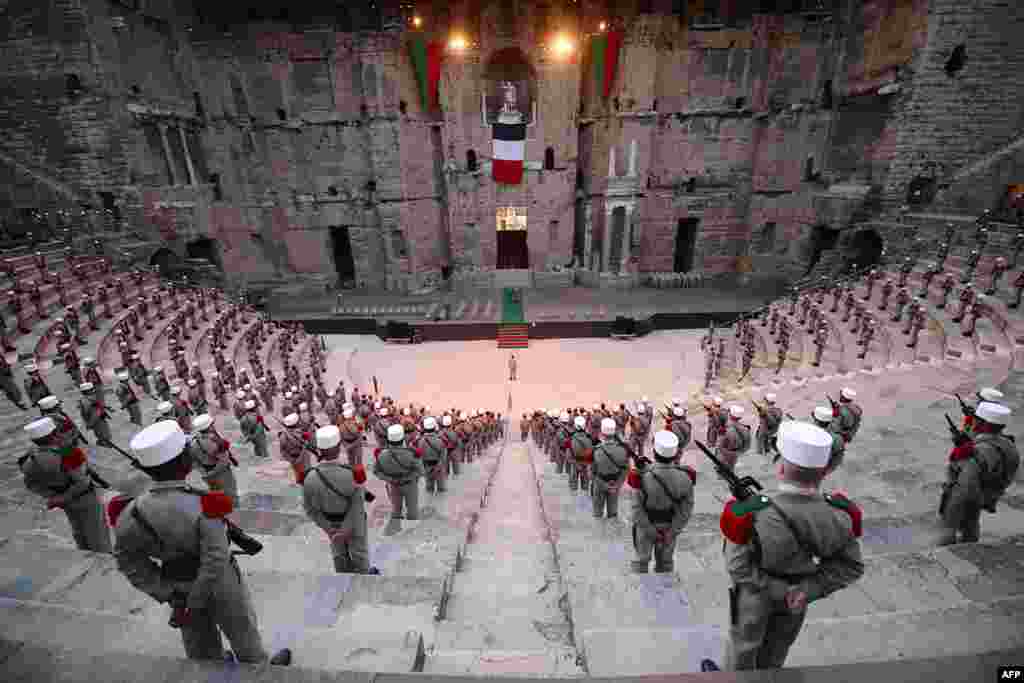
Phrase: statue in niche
[{"left": 485, "top": 78, "right": 534, "bottom": 125}]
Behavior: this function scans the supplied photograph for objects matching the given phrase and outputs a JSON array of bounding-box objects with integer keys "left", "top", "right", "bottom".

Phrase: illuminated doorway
[{"left": 496, "top": 206, "right": 529, "bottom": 269}]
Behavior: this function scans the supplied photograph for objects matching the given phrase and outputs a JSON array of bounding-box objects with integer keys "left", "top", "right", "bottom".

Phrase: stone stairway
[{"left": 497, "top": 324, "right": 530, "bottom": 349}]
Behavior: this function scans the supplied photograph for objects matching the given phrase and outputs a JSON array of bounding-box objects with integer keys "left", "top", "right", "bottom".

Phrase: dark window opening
[
  {"left": 822, "top": 79, "right": 833, "bottom": 108},
  {"left": 186, "top": 238, "right": 223, "bottom": 271},
  {"left": 276, "top": 108, "right": 287, "bottom": 121},
  {"left": 144, "top": 127, "right": 172, "bottom": 185},
  {"left": 544, "top": 147, "right": 555, "bottom": 170},
  {"left": 758, "top": 222, "right": 777, "bottom": 254},
  {"left": 166, "top": 128, "right": 190, "bottom": 185},
  {"left": 186, "top": 130, "right": 208, "bottom": 182},
  {"left": 576, "top": 169, "right": 584, "bottom": 189},
  {"left": 804, "top": 156, "right": 817, "bottom": 182},
  {"left": 209, "top": 173, "right": 223, "bottom": 201},
  {"left": 806, "top": 224, "right": 840, "bottom": 274},
  {"left": 329, "top": 226, "right": 356, "bottom": 284},
  {"left": 674, "top": 218, "right": 698, "bottom": 273},
  {"left": 685, "top": 177, "right": 697, "bottom": 193},
  {"left": 906, "top": 175, "right": 937, "bottom": 206},
  {"left": 99, "top": 192, "right": 120, "bottom": 220},
  {"left": 65, "top": 74, "right": 83, "bottom": 96},
  {"left": 466, "top": 149, "right": 478, "bottom": 172},
  {"left": 945, "top": 45, "right": 967, "bottom": 77},
  {"left": 149, "top": 247, "right": 177, "bottom": 274},
  {"left": 399, "top": 100, "right": 407, "bottom": 115},
  {"left": 734, "top": 96, "right": 746, "bottom": 109},
  {"left": 193, "top": 92, "right": 205, "bottom": 119},
  {"left": 844, "top": 229, "right": 884, "bottom": 271}
]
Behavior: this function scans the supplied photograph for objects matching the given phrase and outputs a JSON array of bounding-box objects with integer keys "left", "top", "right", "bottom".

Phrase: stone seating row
[
  {"left": 338, "top": 303, "right": 429, "bottom": 316},
  {"left": 5, "top": 262, "right": 118, "bottom": 340}
]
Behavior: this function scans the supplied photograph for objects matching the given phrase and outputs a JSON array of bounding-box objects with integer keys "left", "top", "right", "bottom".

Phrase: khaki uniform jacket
[
  {"left": 302, "top": 462, "right": 365, "bottom": 534},
  {"left": 570, "top": 430, "right": 596, "bottom": 463},
  {"left": 373, "top": 445, "right": 425, "bottom": 484},
  {"left": 724, "top": 488, "right": 865, "bottom": 602},
  {"left": 946, "top": 432, "right": 1020, "bottom": 513},
  {"left": 189, "top": 433, "right": 232, "bottom": 479},
  {"left": 669, "top": 418, "right": 692, "bottom": 450},
  {"left": 719, "top": 421, "right": 752, "bottom": 458},
  {"left": 116, "top": 382, "right": 139, "bottom": 408},
  {"left": 414, "top": 432, "right": 449, "bottom": 469},
  {"left": 837, "top": 403, "right": 862, "bottom": 441},
  {"left": 592, "top": 438, "right": 630, "bottom": 483},
  {"left": 113, "top": 481, "right": 232, "bottom": 610},
  {"left": 19, "top": 445, "right": 93, "bottom": 506},
  {"left": 632, "top": 462, "right": 695, "bottom": 534}
]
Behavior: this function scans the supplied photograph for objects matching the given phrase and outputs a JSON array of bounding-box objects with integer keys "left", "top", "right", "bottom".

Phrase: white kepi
[
  {"left": 777, "top": 421, "right": 832, "bottom": 469},
  {"left": 130, "top": 421, "right": 188, "bottom": 468}
]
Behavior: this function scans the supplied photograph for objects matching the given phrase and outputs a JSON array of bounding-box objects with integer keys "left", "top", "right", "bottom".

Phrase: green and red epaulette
[
  {"left": 824, "top": 492, "right": 862, "bottom": 538},
  {"left": 719, "top": 494, "right": 772, "bottom": 545}
]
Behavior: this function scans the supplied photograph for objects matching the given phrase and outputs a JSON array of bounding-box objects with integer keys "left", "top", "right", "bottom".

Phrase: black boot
[
  {"left": 368, "top": 566, "right": 381, "bottom": 575},
  {"left": 269, "top": 648, "right": 292, "bottom": 666}
]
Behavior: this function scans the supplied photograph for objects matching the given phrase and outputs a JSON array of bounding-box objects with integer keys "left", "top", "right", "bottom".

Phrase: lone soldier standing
[
  {"left": 509, "top": 352, "right": 517, "bottom": 381},
  {"left": 189, "top": 414, "right": 238, "bottom": 506},
  {"left": 717, "top": 405, "right": 753, "bottom": 470},
  {"left": 701, "top": 421, "right": 865, "bottom": 672},
  {"left": 78, "top": 382, "right": 112, "bottom": 445},
  {"left": 937, "top": 272, "right": 956, "bottom": 309},
  {"left": 239, "top": 400, "right": 269, "bottom": 458},
  {"left": 626, "top": 431, "right": 695, "bottom": 574},
  {"left": 756, "top": 394, "right": 783, "bottom": 459},
  {"left": 591, "top": 418, "right": 630, "bottom": 519},
  {"left": 413, "top": 417, "right": 450, "bottom": 495},
  {"left": 116, "top": 371, "right": 143, "bottom": 426},
  {"left": 109, "top": 421, "right": 293, "bottom": 666},
  {"left": 939, "top": 402, "right": 1019, "bottom": 545},
  {"left": 568, "top": 415, "right": 596, "bottom": 494},
  {"left": 373, "top": 423, "right": 425, "bottom": 522},
  {"left": 303, "top": 425, "right": 380, "bottom": 575},
  {"left": 20, "top": 417, "right": 111, "bottom": 552}
]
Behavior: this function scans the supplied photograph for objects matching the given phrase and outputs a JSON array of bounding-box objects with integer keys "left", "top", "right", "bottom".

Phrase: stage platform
[{"left": 270, "top": 283, "right": 779, "bottom": 340}]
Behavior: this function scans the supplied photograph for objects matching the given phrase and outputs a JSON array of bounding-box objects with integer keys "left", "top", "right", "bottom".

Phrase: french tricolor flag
[{"left": 492, "top": 123, "right": 526, "bottom": 185}]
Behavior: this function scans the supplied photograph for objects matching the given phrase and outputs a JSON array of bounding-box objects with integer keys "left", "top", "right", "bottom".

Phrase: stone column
[
  {"left": 608, "top": 146, "right": 616, "bottom": 178},
  {"left": 623, "top": 204, "right": 635, "bottom": 273},
  {"left": 178, "top": 126, "right": 198, "bottom": 186},
  {"left": 158, "top": 124, "right": 178, "bottom": 186},
  {"left": 628, "top": 139, "right": 637, "bottom": 177}
]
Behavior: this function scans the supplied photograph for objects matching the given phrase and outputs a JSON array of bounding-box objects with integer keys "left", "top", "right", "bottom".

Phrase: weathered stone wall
[{"left": 4, "top": 0, "right": 1014, "bottom": 288}]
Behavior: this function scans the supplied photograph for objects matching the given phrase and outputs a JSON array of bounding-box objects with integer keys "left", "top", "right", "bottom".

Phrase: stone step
[
  {"left": 581, "top": 594, "right": 1024, "bottom": 675},
  {"left": 0, "top": 597, "right": 425, "bottom": 673},
  {"left": 424, "top": 648, "right": 584, "bottom": 677}
]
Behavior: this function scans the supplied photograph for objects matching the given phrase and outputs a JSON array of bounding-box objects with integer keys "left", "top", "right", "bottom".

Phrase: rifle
[
  {"left": 954, "top": 393, "right": 973, "bottom": 418},
  {"left": 945, "top": 413, "right": 972, "bottom": 447},
  {"left": 826, "top": 395, "right": 839, "bottom": 413},
  {"left": 752, "top": 400, "right": 766, "bottom": 416},
  {"left": 694, "top": 440, "right": 764, "bottom": 501},
  {"left": 100, "top": 437, "right": 263, "bottom": 556}
]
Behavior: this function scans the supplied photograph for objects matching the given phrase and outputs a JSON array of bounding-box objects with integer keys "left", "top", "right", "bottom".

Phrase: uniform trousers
[
  {"left": 631, "top": 521, "right": 678, "bottom": 573},
  {"left": 65, "top": 488, "right": 112, "bottom": 553},
  {"left": 724, "top": 582, "right": 807, "bottom": 670},
  {"left": 179, "top": 556, "right": 268, "bottom": 663}
]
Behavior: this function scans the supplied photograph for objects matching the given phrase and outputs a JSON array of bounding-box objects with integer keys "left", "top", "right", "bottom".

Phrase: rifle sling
[{"left": 312, "top": 467, "right": 353, "bottom": 521}]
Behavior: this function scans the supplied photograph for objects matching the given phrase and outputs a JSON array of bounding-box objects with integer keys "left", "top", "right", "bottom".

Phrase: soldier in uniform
[
  {"left": 413, "top": 417, "right": 451, "bottom": 494},
  {"left": 78, "top": 382, "right": 112, "bottom": 445},
  {"left": 879, "top": 279, "right": 894, "bottom": 311},
  {"left": 961, "top": 296, "right": 985, "bottom": 337},
  {"left": 863, "top": 269, "right": 880, "bottom": 301},
  {"left": 898, "top": 257, "right": 914, "bottom": 288},
  {"left": 810, "top": 406, "right": 845, "bottom": 476},
  {"left": 857, "top": 319, "right": 875, "bottom": 360},
  {"left": 240, "top": 400, "right": 269, "bottom": 459},
  {"left": 918, "top": 263, "right": 939, "bottom": 299},
  {"left": 775, "top": 337, "right": 787, "bottom": 375},
  {"left": 188, "top": 378, "right": 208, "bottom": 415},
  {"left": 630, "top": 403, "right": 652, "bottom": 458},
  {"left": 441, "top": 414, "right": 461, "bottom": 477},
  {"left": 717, "top": 406, "right": 753, "bottom": 470},
  {"left": 24, "top": 364, "right": 52, "bottom": 406},
  {"left": 890, "top": 287, "right": 910, "bottom": 323},
  {"left": 39, "top": 395, "right": 88, "bottom": 447},
  {"left": 20, "top": 417, "right": 111, "bottom": 552},
  {"left": 812, "top": 324, "right": 827, "bottom": 367},
  {"left": 939, "top": 402, "right": 1019, "bottom": 545},
  {"left": 568, "top": 415, "right": 596, "bottom": 494},
  {"left": 109, "top": 420, "right": 293, "bottom": 666},
  {"left": 373, "top": 423, "right": 425, "bottom": 521},
  {"left": 170, "top": 385, "right": 193, "bottom": 432},
  {"left": 986, "top": 256, "right": 1008, "bottom": 296},
  {"left": 937, "top": 272, "right": 956, "bottom": 309},
  {"left": 338, "top": 405, "right": 367, "bottom": 466},
  {"left": 303, "top": 425, "right": 379, "bottom": 575},
  {"left": 755, "top": 395, "right": 783, "bottom": 460},
  {"left": 554, "top": 412, "right": 574, "bottom": 476},
  {"left": 1, "top": 354, "right": 28, "bottom": 409},
  {"left": 116, "top": 371, "right": 143, "bottom": 426},
  {"left": 82, "top": 357, "right": 103, "bottom": 388},
  {"left": 962, "top": 249, "right": 980, "bottom": 283},
  {"left": 627, "top": 431, "right": 695, "bottom": 574},
  {"left": 591, "top": 418, "right": 630, "bottom": 519},
  {"left": 188, "top": 414, "right": 238, "bottom": 506},
  {"left": 907, "top": 300, "right": 927, "bottom": 348},
  {"left": 834, "top": 388, "right": 862, "bottom": 444},
  {"left": 279, "top": 413, "right": 313, "bottom": 485},
  {"left": 153, "top": 366, "right": 171, "bottom": 401},
  {"left": 129, "top": 354, "right": 152, "bottom": 396},
  {"left": 701, "top": 421, "right": 865, "bottom": 672}
]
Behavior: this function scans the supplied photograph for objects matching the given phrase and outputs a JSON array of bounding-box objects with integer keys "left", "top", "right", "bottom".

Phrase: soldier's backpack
[
  {"left": 730, "top": 423, "right": 752, "bottom": 454},
  {"left": 839, "top": 404, "right": 862, "bottom": 437},
  {"left": 973, "top": 434, "right": 1021, "bottom": 512},
  {"left": 639, "top": 468, "right": 689, "bottom": 525}
]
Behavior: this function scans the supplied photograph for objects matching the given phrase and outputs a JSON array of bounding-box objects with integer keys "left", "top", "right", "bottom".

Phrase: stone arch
[
  {"left": 186, "top": 237, "right": 223, "bottom": 271},
  {"left": 843, "top": 229, "right": 884, "bottom": 271},
  {"left": 149, "top": 247, "right": 178, "bottom": 274}
]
